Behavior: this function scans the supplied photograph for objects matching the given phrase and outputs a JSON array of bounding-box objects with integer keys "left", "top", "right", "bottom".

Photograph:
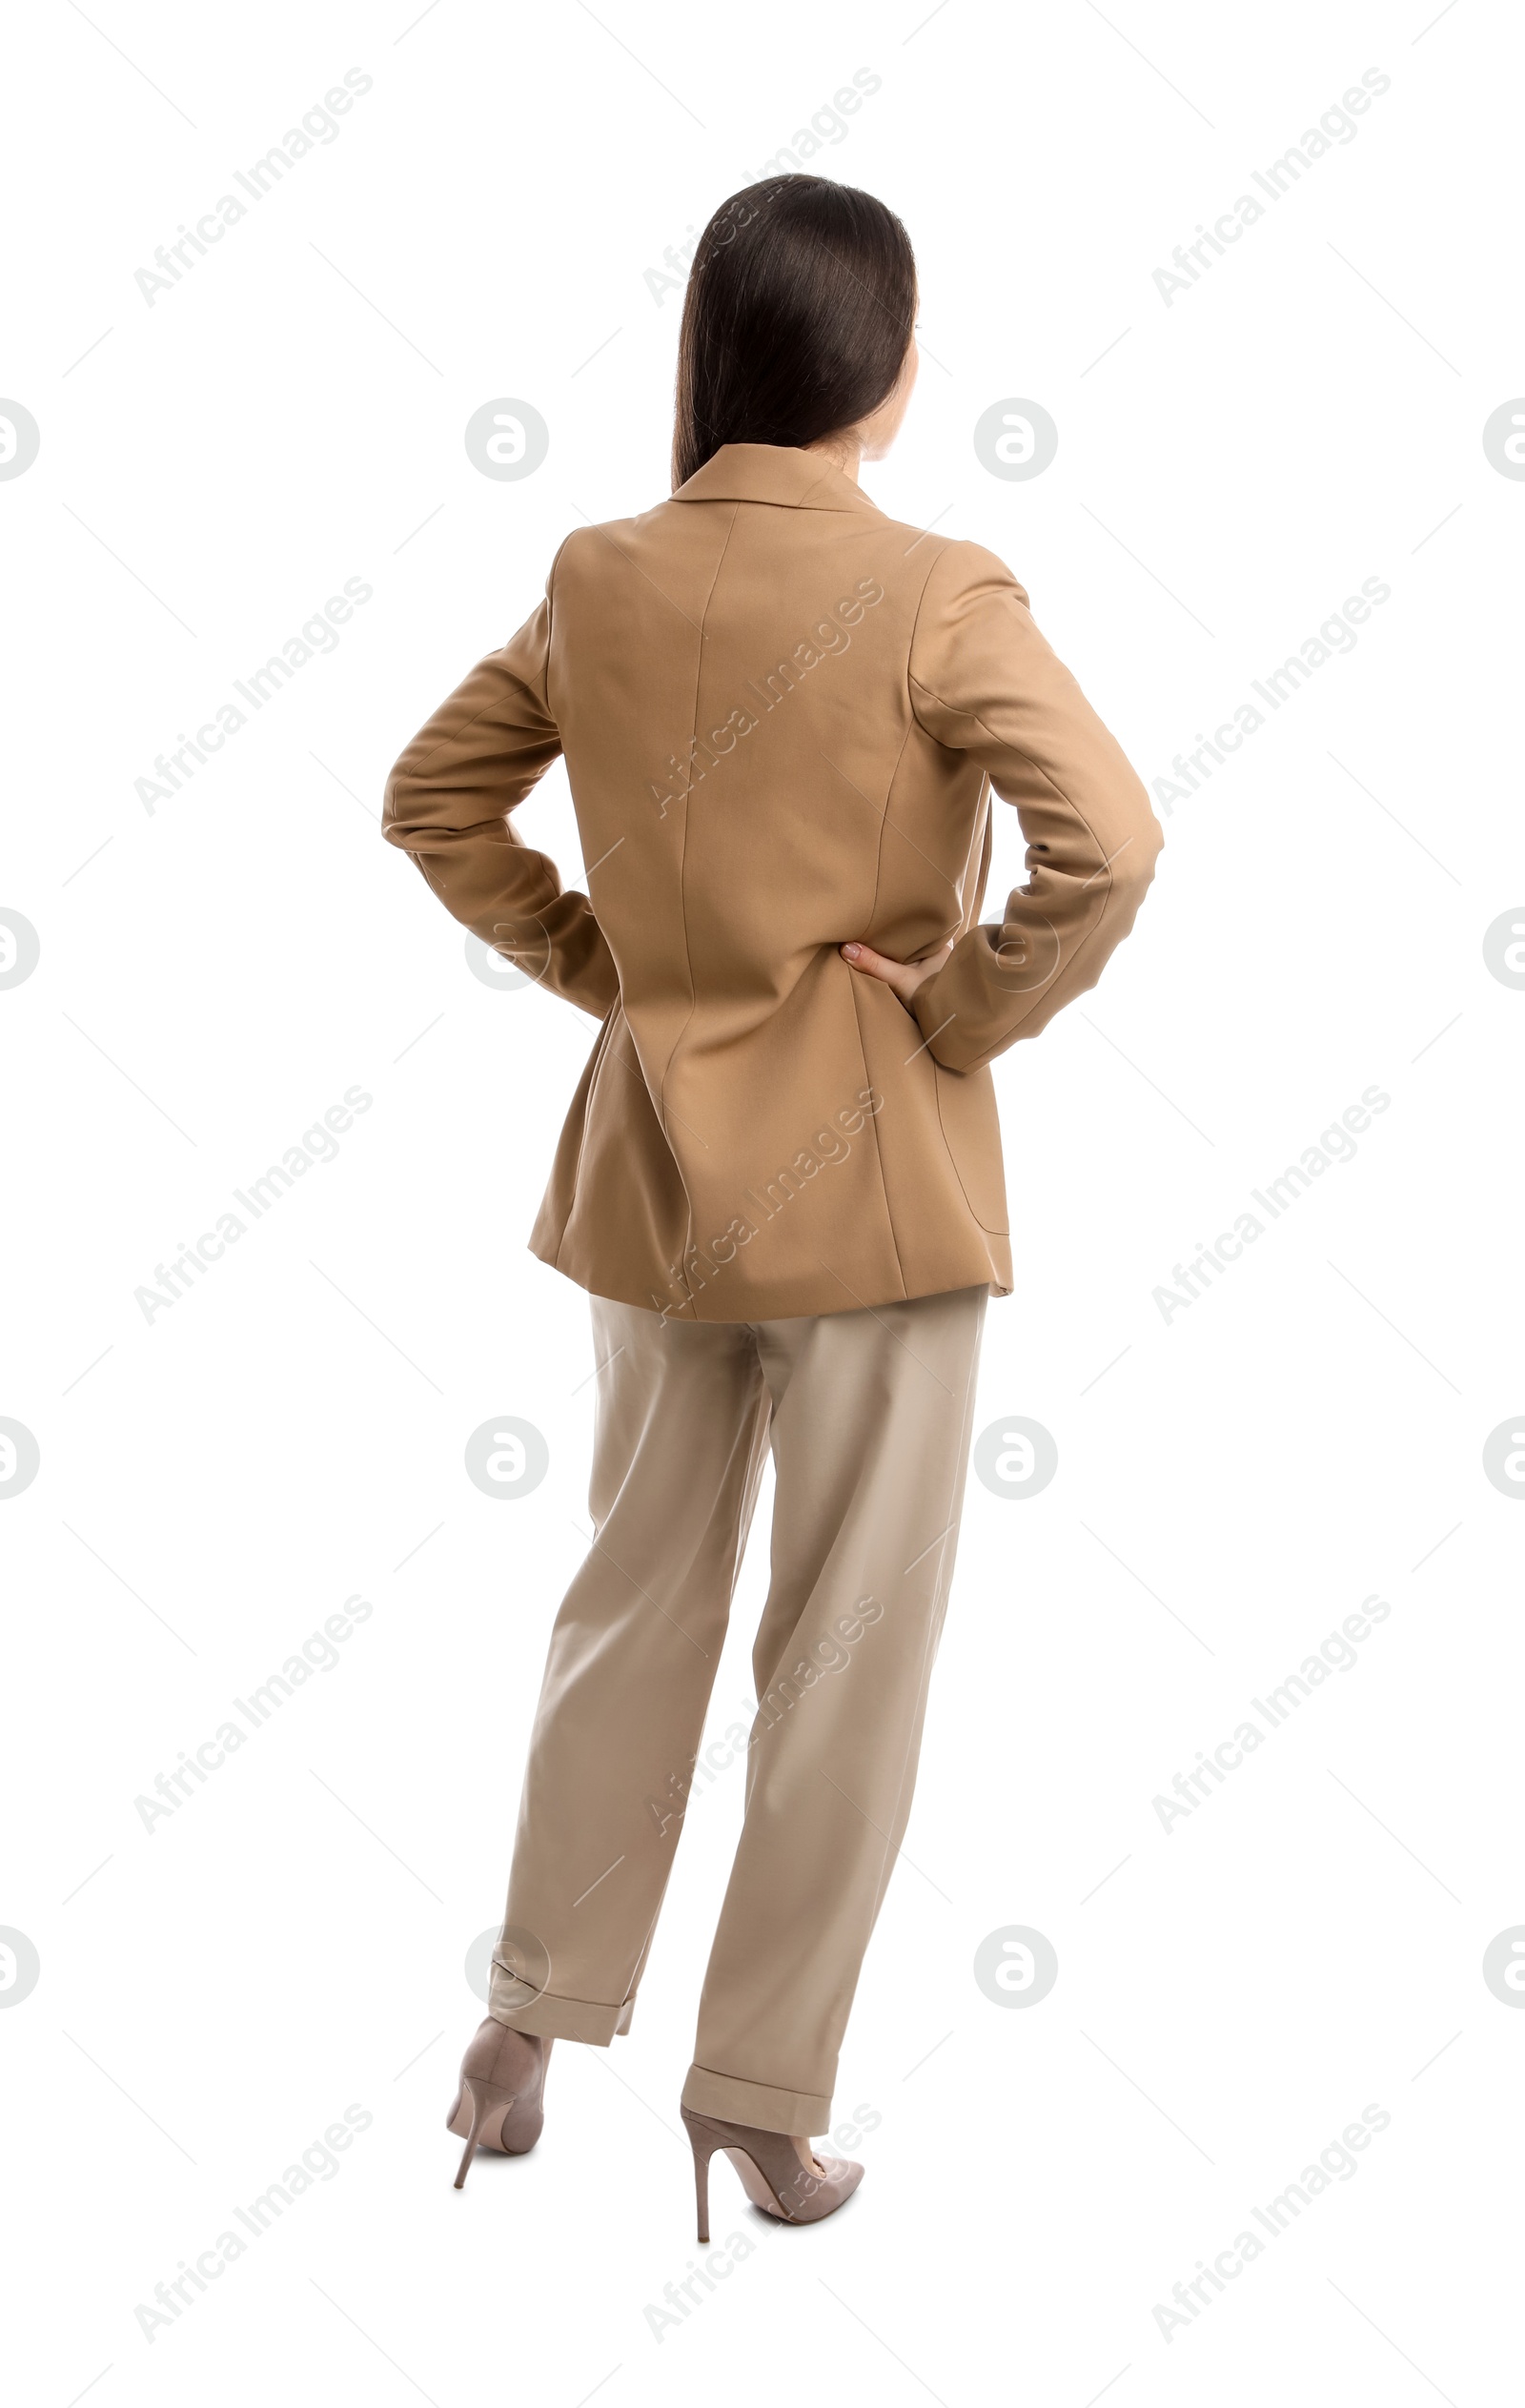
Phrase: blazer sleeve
[
  {"left": 380, "top": 569, "right": 619, "bottom": 1019},
  {"left": 904, "top": 540, "right": 1163, "bottom": 1073}
]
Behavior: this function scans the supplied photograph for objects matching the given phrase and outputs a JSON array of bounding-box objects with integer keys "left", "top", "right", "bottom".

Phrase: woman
[{"left": 382, "top": 174, "right": 1162, "bottom": 2235}]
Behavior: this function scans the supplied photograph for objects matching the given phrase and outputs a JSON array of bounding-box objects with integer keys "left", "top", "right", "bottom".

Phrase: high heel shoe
[
  {"left": 681, "top": 2106, "right": 863, "bottom": 2240},
  {"left": 446, "top": 2018, "right": 551, "bottom": 2188}
]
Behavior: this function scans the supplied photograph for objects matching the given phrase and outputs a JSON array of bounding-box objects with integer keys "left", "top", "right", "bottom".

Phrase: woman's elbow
[
  {"left": 1112, "top": 798, "right": 1164, "bottom": 903},
  {"left": 380, "top": 765, "right": 420, "bottom": 848}
]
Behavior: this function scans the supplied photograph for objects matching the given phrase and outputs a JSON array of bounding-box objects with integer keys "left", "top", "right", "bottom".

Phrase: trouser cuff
[
  {"left": 681, "top": 2063, "right": 830, "bottom": 2136},
  {"left": 489, "top": 1971, "right": 635, "bottom": 2043}
]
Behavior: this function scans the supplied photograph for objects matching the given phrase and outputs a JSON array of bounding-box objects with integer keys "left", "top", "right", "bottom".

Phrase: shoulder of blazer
[
  {"left": 913, "top": 534, "right": 1033, "bottom": 619},
  {"left": 546, "top": 503, "right": 692, "bottom": 594},
  {"left": 901, "top": 539, "right": 1036, "bottom": 694}
]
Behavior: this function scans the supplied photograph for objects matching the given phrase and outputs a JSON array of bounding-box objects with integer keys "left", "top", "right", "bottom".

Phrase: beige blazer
[{"left": 382, "top": 443, "right": 1163, "bottom": 1321}]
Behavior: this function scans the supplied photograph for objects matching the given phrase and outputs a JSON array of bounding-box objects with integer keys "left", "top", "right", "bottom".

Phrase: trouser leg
[
  {"left": 490, "top": 1296, "right": 769, "bottom": 2041},
  {"left": 681, "top": 1284, "right": 987, "bottom": 2135}
]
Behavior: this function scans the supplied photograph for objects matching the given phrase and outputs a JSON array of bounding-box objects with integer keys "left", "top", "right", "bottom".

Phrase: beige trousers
[{"left": 489, "top": 1282, "right": 987, "bottom": 2135}]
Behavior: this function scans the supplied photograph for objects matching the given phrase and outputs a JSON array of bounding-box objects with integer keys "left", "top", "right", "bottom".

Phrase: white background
[{"left": 3, "top": 1, "right": 1522, "bottom": 2401}]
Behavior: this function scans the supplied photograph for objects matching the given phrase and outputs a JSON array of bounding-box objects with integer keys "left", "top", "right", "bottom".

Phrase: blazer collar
[{"left": 673, "top": 442, "right": 883, "bottom": 515}]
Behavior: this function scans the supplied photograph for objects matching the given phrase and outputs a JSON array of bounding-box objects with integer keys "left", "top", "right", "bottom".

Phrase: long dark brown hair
[{"left": 671, "top": 177, "right": 917, "bottom": 491}]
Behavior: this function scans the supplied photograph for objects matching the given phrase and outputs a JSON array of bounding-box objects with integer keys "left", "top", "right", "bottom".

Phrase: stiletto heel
[
  {"left": 681, "top": 2106, "right": 863, "bottom": 2231},
  {"left": 453, "top": 2079, "right": 500, "bottom": 2188},
  {"left": 446, "top": 2018, "right": 551, "bottom": 2189},
  {"left": 689, "top": 2127, "right": 713, "bottom": 2243}
]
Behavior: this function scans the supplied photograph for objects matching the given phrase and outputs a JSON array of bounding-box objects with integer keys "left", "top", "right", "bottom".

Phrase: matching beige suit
[{"left": 383, "top": 442, "right": 1162, "bottom": 2130}]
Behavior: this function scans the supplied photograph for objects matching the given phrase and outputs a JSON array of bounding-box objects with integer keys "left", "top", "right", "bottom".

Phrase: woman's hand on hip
[{"left": 839, "top": 934, "right": 956, "bottom": 1007}]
